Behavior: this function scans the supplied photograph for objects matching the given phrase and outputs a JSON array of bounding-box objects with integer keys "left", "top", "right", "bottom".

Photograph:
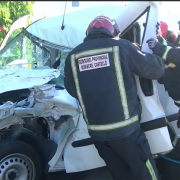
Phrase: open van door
[{"left": 116, "top": 1, "right": 174, "bottom": 154}]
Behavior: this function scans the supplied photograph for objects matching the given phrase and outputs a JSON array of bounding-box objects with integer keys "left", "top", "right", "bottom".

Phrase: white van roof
[{"left": 26, "top": 5, "right": 124, "bottom": 49}]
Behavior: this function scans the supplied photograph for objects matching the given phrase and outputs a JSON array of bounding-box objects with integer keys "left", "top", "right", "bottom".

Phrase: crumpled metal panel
[
  {"left": 33, "top": 84, "right": 56, "bottom": 99},
  {"left": 0, "top": 68, "right": 60, "bottom": 94},
  {"left": 14, "top": 107, "right": 41, "bottom": 117},
  {"left": 33, "top": 85, "right": 79, "bottom": 120},
  {"left": 0, "top": 115, "right": 24, "bottom": 130},
  {"left": 0, "top": 78, "right": 106, "bottom": 172},
  {"left": 0, "top": 101, "right": 14, "bottom": 119}
]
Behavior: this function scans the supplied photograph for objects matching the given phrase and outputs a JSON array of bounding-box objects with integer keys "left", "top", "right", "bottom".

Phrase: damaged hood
[{"left": 0, "top": 68, "right": 60, "bottom": 94}]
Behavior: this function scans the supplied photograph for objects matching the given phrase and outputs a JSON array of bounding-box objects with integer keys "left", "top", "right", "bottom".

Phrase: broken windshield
[{"left": 0, "top": 31, "right": 50, "bottom": 69}]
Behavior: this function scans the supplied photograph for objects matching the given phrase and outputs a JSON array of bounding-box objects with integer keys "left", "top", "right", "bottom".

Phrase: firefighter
[
  {"left": 64, "top": 15, "right": 164, "bottom": 180},
  {"left": 147, "top": 21, "right": 180, "bottom": 180},
  {"left": 146, "top": 21, "right": 180, "bottom": 124}
]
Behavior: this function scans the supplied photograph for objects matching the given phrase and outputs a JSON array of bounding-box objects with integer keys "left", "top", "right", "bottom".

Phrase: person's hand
[
  {"left": 156, "top": 34, "right": 165, "bottom": 44},
  {"left": 146, "top": 38, "right": 158, "bottom": 49}
]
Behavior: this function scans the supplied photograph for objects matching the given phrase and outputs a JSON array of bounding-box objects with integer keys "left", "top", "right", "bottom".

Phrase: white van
[{"left": 0, "top": 2, "right": 179, "bottom": 180}]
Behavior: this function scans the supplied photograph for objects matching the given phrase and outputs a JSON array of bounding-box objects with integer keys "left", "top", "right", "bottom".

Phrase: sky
[
  {"left": 31, "top": 1, "right": 180, "bottom": 34},
  {"left": 158, "top": 1, "right": 180, "bottom": 34}
]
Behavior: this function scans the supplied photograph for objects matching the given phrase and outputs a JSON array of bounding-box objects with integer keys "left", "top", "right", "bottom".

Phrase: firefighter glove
[
  {"left": 146, "top": 38, "right": 158, "bottom": 49},
  {"left": 156, "top": 34, "right": 165, "bottom": 44}
]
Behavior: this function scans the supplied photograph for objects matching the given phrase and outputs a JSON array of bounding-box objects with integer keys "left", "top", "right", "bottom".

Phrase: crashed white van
[{"left": 0, "top": 1, "right": 179, "bottom": 180}]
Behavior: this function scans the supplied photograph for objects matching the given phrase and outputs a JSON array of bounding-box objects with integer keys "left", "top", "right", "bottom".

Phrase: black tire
[{"left": 0, "top": 140, "right": 43, "bottom": 180}]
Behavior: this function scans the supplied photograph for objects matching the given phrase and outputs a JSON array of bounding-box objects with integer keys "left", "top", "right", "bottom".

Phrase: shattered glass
[
  {"left": 59, "top": 51, "right": 68, "bottom": 76},
  {"left": 0, "top": 31, "right": 51, "bottom": 69}
]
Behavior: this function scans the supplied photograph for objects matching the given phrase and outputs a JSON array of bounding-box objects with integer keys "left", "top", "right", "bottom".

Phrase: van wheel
[{"left": 0, "top": 140, "right": 43, "bottom": 180}]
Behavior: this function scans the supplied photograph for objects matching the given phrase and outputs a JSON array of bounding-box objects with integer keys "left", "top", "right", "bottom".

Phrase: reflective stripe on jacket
[{"left": 64, "top": 35, "right": 165, "bottom": 141}]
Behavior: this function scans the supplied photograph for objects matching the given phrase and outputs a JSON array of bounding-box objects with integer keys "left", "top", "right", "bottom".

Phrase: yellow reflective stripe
[
  {"left": 70, "top": 54, "right": 89, "bottom": 124},
  {"left": 166, "top": 118, "right": 178, "bottom": 146},
  {"left": 88, "top": 115, "right": 138, "bottom": 131},
  {"left": 162, "top": 39, "right": 167, "bottom": 46},
  {"left": 173, "top": 135, "right": 178, "bottom": 146},
  {"left": 174, "top": 100, "right": 180, "bottom": 104},
  {"left": 75, "top": 47, "right": 112, "bottom": 59},
  {"left": 162, "top": 46, "right": 172, "bottom": 61},
  {"left": 113, "top": 46, "right": 130, "bottom": 119},
  {"left": 146, "top": 159, "right": 157, "bottom": 180}
]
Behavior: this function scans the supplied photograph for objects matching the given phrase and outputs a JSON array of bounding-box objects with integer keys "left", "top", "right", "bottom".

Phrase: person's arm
[
  {"left": 147, "top": 38, "right": 180, "bottom": 65},
  {"left": 64, "top": 53, "right": 77, "bottom": 99},
  {"left": 132, "top": 42, "right": 141, "bottom": 49},
  {"left": 126, "top": 41, "right": 165, "bottom": 79}
]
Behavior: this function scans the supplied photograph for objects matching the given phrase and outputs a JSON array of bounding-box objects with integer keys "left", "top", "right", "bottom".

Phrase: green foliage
[{"left": 0, "top": 1, "right": 35, "bottom": 44}]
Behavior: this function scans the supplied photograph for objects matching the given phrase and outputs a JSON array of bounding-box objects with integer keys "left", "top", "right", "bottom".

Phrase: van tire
[{"left": 0, "top": 140, "right": 43, "bottom": 180}]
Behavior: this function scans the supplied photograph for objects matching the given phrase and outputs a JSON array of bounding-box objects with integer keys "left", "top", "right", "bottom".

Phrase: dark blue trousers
[{"left": 93, "top": 127, "right": 159, "bottom": 180}]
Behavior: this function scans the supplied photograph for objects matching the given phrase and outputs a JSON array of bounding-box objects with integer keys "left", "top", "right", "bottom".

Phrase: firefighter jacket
[
  {"left": 64, "top": 34, "right": 165, "bottom": 141},
  {"left": 151, "top": 37, "right": 180, "bottom": 105}
]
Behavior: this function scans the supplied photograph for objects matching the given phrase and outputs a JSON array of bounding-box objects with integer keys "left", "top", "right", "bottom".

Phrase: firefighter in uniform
[
  {"left": 147, "top": 21, "right": 180, "bottom": 180},
  {"left": 64, "top": 15, "right": 164, "bottom": 180},
  {"left": 147, "top": 21, "right": 180, "bottom": 110}
]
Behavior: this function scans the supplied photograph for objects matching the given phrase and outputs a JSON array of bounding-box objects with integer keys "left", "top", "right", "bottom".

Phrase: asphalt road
[{"left": 44, "top": 166, "right": 113, "bottom": 180}]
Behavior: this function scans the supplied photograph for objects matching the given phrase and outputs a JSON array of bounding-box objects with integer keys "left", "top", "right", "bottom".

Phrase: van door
[{"left": 117, "top": 2, "right": 173, "bottom": 154}]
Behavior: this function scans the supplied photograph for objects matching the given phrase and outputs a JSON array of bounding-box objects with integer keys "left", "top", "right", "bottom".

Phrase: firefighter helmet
[
  {"left": 86, "top": 15, "right": 115, "bottom": 37},
  {"left": 159, "top": 21, "right": 176, "bottom": 44},
  {"left": 159, "top": 21, "right": 168, "bottom": 39}
]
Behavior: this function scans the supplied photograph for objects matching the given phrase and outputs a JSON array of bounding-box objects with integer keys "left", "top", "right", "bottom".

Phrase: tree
[{"left": 0, "top": 1, "right": 35, "bottom": 44}]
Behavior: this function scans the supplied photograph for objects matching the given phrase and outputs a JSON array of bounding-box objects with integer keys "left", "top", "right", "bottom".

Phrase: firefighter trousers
[{"left": 93, "top": 127, "right": 159, "bottom": 180}]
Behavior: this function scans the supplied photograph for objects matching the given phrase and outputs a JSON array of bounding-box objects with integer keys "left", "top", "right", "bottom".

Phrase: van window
[
  {"left": 120, "top": 11, "right": 154, "bottom": 97},
  {"left": 5, "top": 29, "right": 23, "bottom": 46},
  {"left": 0, "top": 31, "right": 50, "bottom": 69}
]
